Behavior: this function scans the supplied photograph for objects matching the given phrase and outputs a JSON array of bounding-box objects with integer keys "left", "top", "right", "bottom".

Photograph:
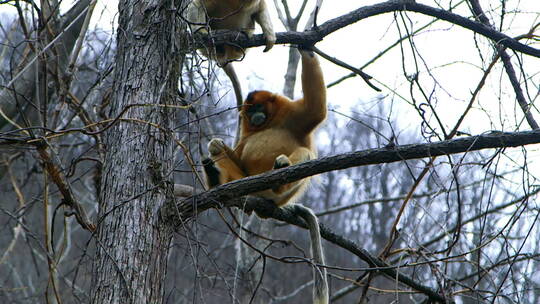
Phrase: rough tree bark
[{"left": 90, "top": 1, "right": 185, "bottom": 303}]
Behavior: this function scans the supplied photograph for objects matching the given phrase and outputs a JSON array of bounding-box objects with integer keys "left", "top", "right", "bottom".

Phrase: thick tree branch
[
  {"left": 170, "top": 128, "right": 540, "bottom": 302},
  {"left": 196, "top": 1, "right": 540, "bottom": 58},
  {"left": 177, "top": 129, "right": 540, "bottom": 218},
  {"left": 169, "top": 188, "right": 449, "bottom": 302}
]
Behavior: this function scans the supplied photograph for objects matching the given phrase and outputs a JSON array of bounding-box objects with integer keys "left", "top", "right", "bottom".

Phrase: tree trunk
[{"left": 90, "top": 1, "right": 185, "bottom": 303}]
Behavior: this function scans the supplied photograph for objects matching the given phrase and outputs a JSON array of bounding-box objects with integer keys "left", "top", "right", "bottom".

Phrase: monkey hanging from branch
[
  {"left": 203, "top": 46, "right": 329, "bottom": 304},
  {"left": 186, "top": 0, "right": 276, "bottom": 110}
]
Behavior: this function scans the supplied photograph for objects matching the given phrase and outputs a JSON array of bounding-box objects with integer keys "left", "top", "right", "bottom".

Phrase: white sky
[{"left": 2, "top": 0, "right": 539, "bottom": 168}]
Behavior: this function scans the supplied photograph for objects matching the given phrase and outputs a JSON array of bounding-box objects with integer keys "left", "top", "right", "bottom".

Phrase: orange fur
[
  {"left": 204, "top": 50, "right": 326, "bottom": 206},
  {"left": 203, "top": 50, "right": 330, "bottom": 304}
]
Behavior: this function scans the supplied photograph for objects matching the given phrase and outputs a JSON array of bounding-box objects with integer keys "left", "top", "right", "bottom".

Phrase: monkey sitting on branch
[{"left": 203, "top": 46, "right": 329, "bottom": 304}]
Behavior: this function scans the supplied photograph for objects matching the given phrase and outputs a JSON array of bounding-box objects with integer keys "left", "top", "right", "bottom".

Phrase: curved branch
[
  {"left": 198, "top": 1, "right": 540, "bottom": 58},
  {"left": 169, "top": 190, "right": 449, "bottom": 302},
  {"left": 243, "top": 197, "right": 450, "bottom": 303}
]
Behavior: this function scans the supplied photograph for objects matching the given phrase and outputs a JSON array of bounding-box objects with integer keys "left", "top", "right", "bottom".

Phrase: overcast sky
[{"left": 3, "top": 0, "right": 539, "bottom": 144}]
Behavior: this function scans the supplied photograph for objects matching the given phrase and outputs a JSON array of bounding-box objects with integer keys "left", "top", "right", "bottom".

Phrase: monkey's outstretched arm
[{"left": 294, "top": 50, "right": 327, "bottom": 132}]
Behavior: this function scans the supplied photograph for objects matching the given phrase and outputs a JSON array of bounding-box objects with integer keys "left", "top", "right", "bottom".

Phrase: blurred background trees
[{"left": 0, "top": 0, "right": 539, "bottom": 303}]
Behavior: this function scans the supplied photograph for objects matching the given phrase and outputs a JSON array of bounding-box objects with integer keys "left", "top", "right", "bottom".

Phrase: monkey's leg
[
  {"left": 272, "top": 147, "right": 313, "bottom": 195},
  {"left": 202, "top": 158, "right": 222, "bottom": 188},
  {"left": 254, "top": 1, "right": 276, "bottom": 52}
]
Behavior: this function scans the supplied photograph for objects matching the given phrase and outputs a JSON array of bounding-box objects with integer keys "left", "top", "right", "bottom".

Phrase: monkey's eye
[{"left": 246, "top": 103, "right": 265, "bottom": 114}]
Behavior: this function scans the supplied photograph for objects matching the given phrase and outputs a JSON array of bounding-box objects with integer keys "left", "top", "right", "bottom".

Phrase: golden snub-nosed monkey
[{"left": 203, "top": 48, "right": 329, "bottom": 304}]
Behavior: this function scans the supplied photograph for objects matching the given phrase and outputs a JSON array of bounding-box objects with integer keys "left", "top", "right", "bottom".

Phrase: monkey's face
[
  {"left": 246, "top": 103, "right": 266, "bottom": 126},
  {"left": 242, "top": 90, "right": 276, "bottom": 129}
]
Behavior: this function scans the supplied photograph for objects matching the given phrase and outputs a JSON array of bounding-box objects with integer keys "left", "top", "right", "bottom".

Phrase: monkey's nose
[{"left": 250, "top": 113, "right": 266, "bottom": 126}]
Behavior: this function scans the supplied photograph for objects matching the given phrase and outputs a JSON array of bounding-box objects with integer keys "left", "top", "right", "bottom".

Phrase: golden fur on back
[{"left": 204, "top": 50, "right": 326, "bottom": 206}]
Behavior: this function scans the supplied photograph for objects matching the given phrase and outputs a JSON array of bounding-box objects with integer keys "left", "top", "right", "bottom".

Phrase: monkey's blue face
[
  {"left": 244, "top": 90, "right": 274, "bottom": 127},
  {"left": 246, "top": 103, "right": 267, "bottom": 126}
]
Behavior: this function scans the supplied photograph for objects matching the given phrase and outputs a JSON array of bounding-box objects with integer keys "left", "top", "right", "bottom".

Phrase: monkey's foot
[
  {"left": 208, "top": 138, "right": 226, "bottom": 156},
  {"left": 201, "top": 157, "right": 214, "bottom": 167},
  {"left": 202, "top": 157, "right": 221, "bottom": 188},
  {"left": 273, "top": 154, "right": 291, "bottom": 169},
  {"left": 263, "top": 34, "right": 276, "bottom": 52}
]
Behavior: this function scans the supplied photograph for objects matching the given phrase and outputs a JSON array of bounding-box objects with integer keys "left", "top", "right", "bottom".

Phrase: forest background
[{"left": 0, "top": 0, "right": 539, "bottom": 303}]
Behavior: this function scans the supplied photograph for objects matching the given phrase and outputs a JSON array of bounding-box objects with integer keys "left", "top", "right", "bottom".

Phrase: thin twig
[
  {"left": 67, "top": 0, "right": 97, "bottom": 75},
  {"left": 468, "top": 0, "right": 539, "bottom": 130},
  {"left": 312, "top": 46, "right": 381, "bottom": 92}
]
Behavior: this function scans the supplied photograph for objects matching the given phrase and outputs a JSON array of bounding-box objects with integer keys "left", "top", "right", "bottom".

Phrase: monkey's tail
[
  {"left": 222, "top": 63, "right": 243, "bottom": 110},
  {"left": 292, "top": 204, "right": 329, "bottom": 304},
  {"left": 222, "top": 63, "right": 244, "bottom": 145}
]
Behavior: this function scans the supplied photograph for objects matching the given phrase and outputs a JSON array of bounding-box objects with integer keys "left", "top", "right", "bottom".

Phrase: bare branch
[
  {"left": 37, "top": 144, "right": 95, "bottom": 231},
  {"left": 67, "top": 0, "right": 97, "bottom": 75},
  {"left": 312, "top": 46, "right": 381, "bottom": 92},
  {"left": 468, "top": 0, "right": 539, "bottom": 129},
  {"left": 0, "top": 0, "right": 92, "bottom": 130},
  {"left": 199, "top": 1, "right": 540, "bottom": 58},
  {"left": 175, "top": 129, "right": 540, "bottom": 218}
]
